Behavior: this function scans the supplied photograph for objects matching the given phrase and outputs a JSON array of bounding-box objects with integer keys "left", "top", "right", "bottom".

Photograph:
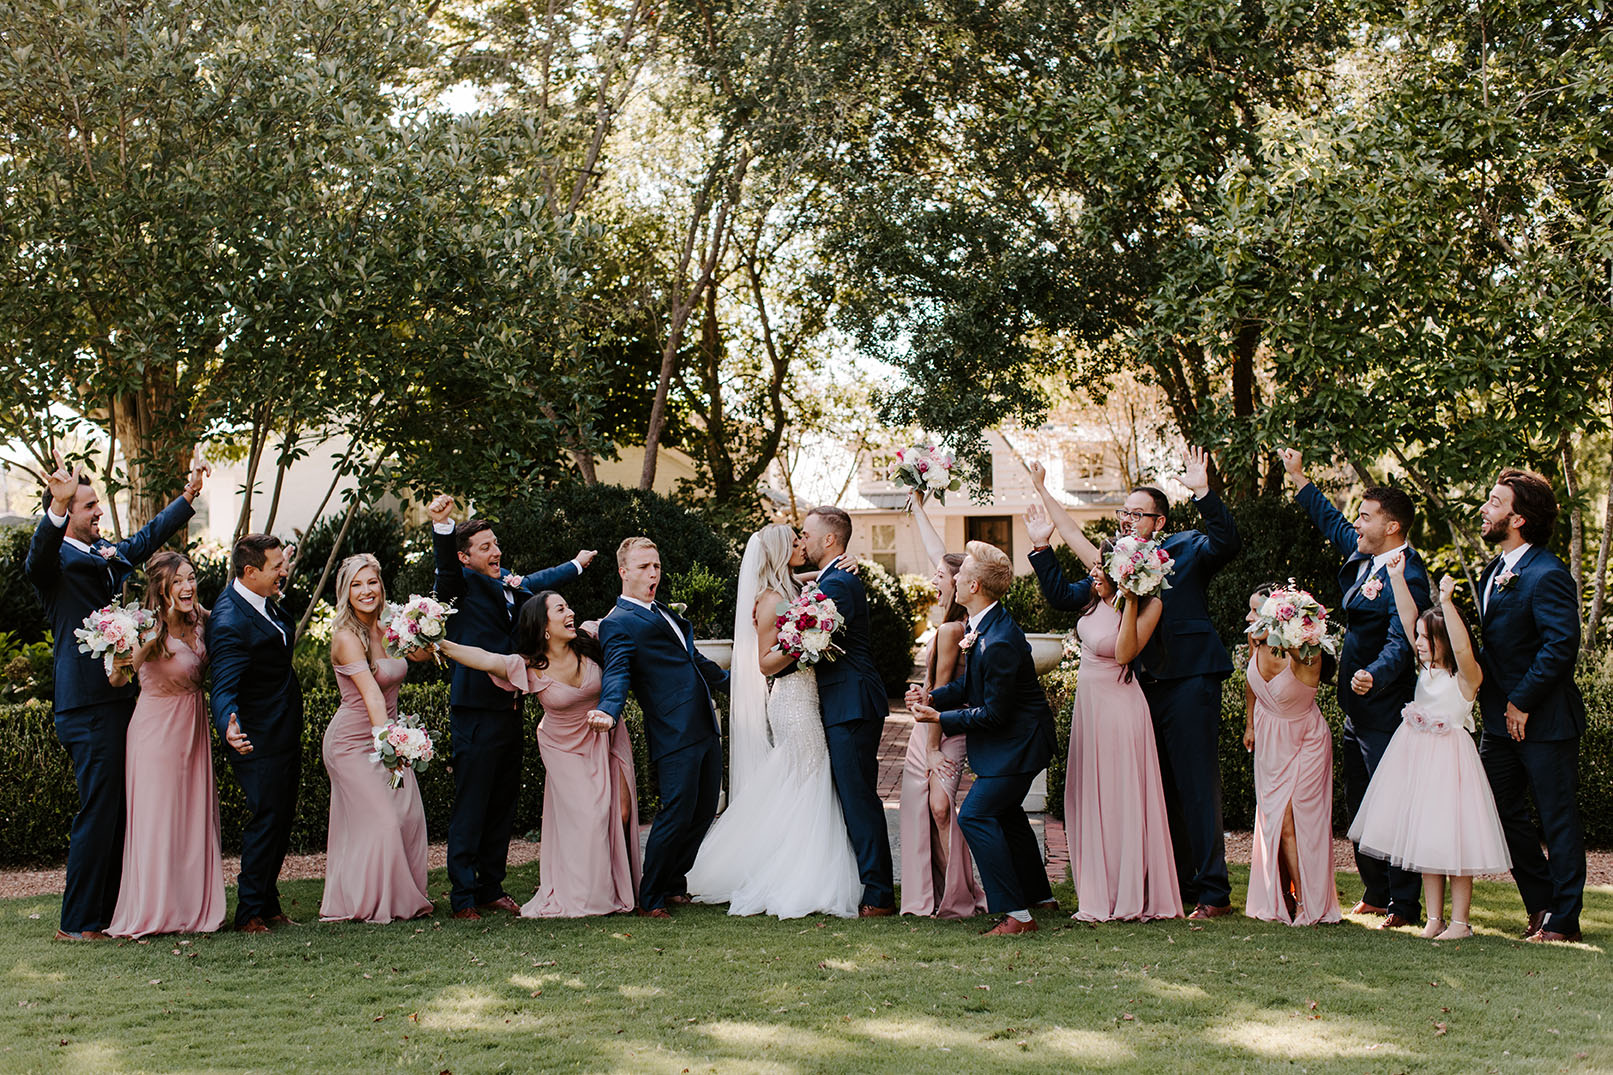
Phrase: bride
[{"left": 685, "top": 523, "right": 861, "bottom": 919}]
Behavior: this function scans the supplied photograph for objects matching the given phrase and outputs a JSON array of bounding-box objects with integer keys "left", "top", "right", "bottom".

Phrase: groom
[
  {"left": 799, "top": 505, "right": 895, "bottom": 915},
  {"left": 591, "top": 537, "right": 729, "bottom": 917},
  {"left": 910, "top": 541, "right": 1055, "bottom": 935}
]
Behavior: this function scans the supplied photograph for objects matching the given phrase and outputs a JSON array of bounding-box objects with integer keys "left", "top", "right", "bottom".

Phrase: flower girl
[{"left": 1348, "top": 560, "right": 1510, "bottom": 938}]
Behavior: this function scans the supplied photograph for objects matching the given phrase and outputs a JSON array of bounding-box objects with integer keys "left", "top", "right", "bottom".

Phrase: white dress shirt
[
  {"left": 965, "top": 601, "right": 1000, "bottom": 636},
  {"left": 620, "top": 594, "right": 686, "bottom": 643},
  {"left": 233, "top": 578, "right": 286, "bottom": 643}
]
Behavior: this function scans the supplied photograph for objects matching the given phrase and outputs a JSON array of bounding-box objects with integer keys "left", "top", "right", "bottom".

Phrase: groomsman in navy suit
[
  {"left": 800, "top": 506, "right": 895, "bottom": 915},
  {"left": 591, "top": 537, "right": 729, "bottom": 916},
  {"left": 26, "top": 450, "right": 205, "bottom": 940},
  {"left": 911, "top": 541, "right": 1055, "bottom": 936},
  {"left": 427, "top": 494, "right": 596, "bottom": 919},
  {"left": 1118, "top": 448, "right": 1241, "bottom": 918},
  {"left": 1282, "top": 449, "right": 1431, "bottom": 928},
  {"left": 1476, "top": 469, "right": 1586, "bottom": 943},
  {"left": 208, "top": 534, "right": 304, "bottom": 932}
]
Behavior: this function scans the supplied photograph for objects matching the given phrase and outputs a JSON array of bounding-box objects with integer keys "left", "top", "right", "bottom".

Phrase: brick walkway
[{"left": 879, "top": 707, "right": 1068, "bottom": 890}]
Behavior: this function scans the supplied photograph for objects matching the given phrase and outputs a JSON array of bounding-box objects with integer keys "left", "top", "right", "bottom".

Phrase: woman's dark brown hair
[{"left": 517, "top": 591, "right": 603, "bottom": 671}]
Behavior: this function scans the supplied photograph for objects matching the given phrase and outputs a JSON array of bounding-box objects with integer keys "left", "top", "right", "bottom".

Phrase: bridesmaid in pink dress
[
  {"left": 1241, "top": 585, "right": 1343, "bottom": 926},
  {"left": 107, "top": 552, "right": 225, "bottom": 938},
  {"left": 899, "top": 492, "right": 987, "bottom": 918},
  {"left": 1068, "top": 549, "right": 1182, "bottom": 922},
  {"left": 441, "top": 592, "right": 640, "bottom": 917},
  {"left": 319, "top": 554, "right": 434, "bottom": 923}
]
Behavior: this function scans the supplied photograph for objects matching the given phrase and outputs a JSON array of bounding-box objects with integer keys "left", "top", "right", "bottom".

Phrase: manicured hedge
[
  {"left": 1041, "top": 658, "right": 1613, "bottom": 853},
  {"left": 0, "top": 683, "right": 676, "bottom": 867}
]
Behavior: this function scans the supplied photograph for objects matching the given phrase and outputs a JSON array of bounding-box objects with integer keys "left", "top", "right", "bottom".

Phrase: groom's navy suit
[
  {"left": 597, "top": 596, "right": 728, "bottom": 911},
  {"left": 1031, "top": 491, "right": 1239, "bottom": 909},
  {"left": 26, "top": 495, "right": 193, "bottom": 933},
  {"left": 932, "top": 603, "right": 1055, "bottom": 913},
  {"left": 1476, "top": 545, "right": 1586, "bottom": 935},
  {"left": 1297, "top": 482, "right": 1430, "bottom": 918},
  {"left": 812, "top": 563, "right": 895, "bottom": 909},
  {"left": 433, "top": 526, "right": 581, "bottom": 911},
  {"left": 208, "top": 581, "right": 304, "bottom": 926}
]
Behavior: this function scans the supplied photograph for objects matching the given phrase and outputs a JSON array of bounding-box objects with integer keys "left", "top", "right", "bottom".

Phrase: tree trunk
[
  {"left": 1562, "top": 438, "right": 1584, "bottom": 602},
  {"left": 1587, "top": 431, "right": 1613, "bottom": 642}
]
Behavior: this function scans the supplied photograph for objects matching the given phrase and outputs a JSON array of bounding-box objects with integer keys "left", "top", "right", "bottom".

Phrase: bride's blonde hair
[
  {"left": 753, "top": 523, "right": 801, "bottom": 607},
  {"left": 331, "top": 553, "right": 386, "bottom": 673}
]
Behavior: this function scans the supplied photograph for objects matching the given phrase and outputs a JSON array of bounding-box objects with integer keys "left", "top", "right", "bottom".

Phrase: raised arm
[
  {"left": 24, "top": 452, "right": 84, "bottom": 591},
  {"left": 1436, "top": 575, "right": 1482, "bottom": 699},
  {"left": 427, "top": 494, "right": 467, "bottom": 600},
  {"left": 908, "top": 490, "right": 950, "bottom": 567},
  {"left": 1027, "top": 543, "right": 1094, "bottom": 612},
  {"left": 1281, "top": 449, "right": 1359, "bottom": 557},
  {"left": 1114, "top": 595, "right": 1163, "bottom": 666},
  {"left": 1024, "top": 460, "right": 1100, "bottom": 567},
  {"left": 1384, "top": 553, "right": 1422, "bottom": 656},
  {"left": 436, "top": 638, "right": 518, "bottom": 677}
]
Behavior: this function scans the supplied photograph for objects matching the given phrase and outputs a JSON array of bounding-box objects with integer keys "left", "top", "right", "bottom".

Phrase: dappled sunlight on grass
[
  {"left": 699, "top": 1019, "right": 850, "bottom": 1055},
  {"left": 618, "top": 984, "right": 665, "bottom": 999},
  {"left": 600, "top": 1038, "right": 801, "bottom": 1075},
  {"left": 1137, "top": 977, "right": 1210, "bottom": 1003},
  {"left": 819, "top": 958, "right": 859, "bottom": 971},
  {"left": 6, "top": 961, "right": 66, "bottom": 984},
  {"left": 845, "top": 1014, "right": 986, "bottom": 1048},
  {"left": 1037, "top": 1026, "right": 1136, "bottom": 1063},
  {"left": 59, "top": 1040, "right": 123, "bottom": 1072},
  {"left": 416, "top": 984, "right": 510, "bottom": 1031},
  {"left": 1209, "top": 1010, "right": 1409, "bottom": 1059}
]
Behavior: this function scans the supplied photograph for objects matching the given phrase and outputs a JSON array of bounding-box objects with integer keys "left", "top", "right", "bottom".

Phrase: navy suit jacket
[
  {"left": 25, "top": 496, "right": 195, "bottom": 714},
  {"left": 1029, "top": 546, "right": 1094, "bottom": 615},
  {"left": 432, "top": 527, "right": 580, "bottom": 710},
  {"left": 811, "top": 564, "right": 889, "bottom": 728},
  {"left": 1476, "top": 546, "right": 1584, "bottom": 741},
  {"left": 1297, "top": 483, "right": 1431, "bottom": 733},
  {"left": 206, "top": 584, "right": 304, "bottom": 760},
  {"left": 931, "top": 604, "right": 1054, "bottom": 777},
  {"left": 596, "top": 597, "right": 729, "bottom": 763}
]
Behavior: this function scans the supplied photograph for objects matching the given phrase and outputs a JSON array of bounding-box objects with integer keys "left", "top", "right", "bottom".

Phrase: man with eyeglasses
[{"left": 1026, "top": 447, "right": 1241, "bottom": 919}]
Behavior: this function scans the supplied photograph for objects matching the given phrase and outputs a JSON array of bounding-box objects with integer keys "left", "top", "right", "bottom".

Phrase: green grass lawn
[{"left": 2, "top": 865, "right": 1608, "bottom": 1075}]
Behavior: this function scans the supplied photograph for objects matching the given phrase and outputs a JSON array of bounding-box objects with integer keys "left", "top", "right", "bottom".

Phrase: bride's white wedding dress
[{"left": 686, "top": 665, "right": 861, "bottom": 919}]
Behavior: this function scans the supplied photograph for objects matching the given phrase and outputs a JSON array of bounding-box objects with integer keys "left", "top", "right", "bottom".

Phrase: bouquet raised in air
[
  {"left": 76, "top": 602, "right": 159, "bottom": 677},
  {"left": 1105, "top": 536, "right": 1176, "bottom": 609},
  {"left": 371, "top": 714, "right": 436, "bottom": 789},
  {"left": 1246, "top": 583, "right": 1341, "bottom": 662},
  {"left": 381, "top": 595, "right": 456, "bottom": 659},
  {"left": 773, "top": 588, "right": 844, "bottom": 666},
  {"left": 887, "top": 443, "right": 961, "bottom": 504}
]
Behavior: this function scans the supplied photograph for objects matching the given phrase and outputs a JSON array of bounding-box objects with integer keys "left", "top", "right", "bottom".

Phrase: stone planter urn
[
  {"left": 693, "top": 638, "right": 733, "bottom": 670},
  {"left": 1024, "top": 632, "right": 1068, "bottom": 675}
]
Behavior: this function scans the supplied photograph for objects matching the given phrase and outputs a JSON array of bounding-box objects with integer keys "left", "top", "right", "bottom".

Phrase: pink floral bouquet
[
  {"left": 381, "top": 595, "right": 456, "bottom": 660},
  {"left": 773, "top": 588, "right": 844, "bottom": 666},
  {"left": 1246, "top": 583, "right": 1341, "bottom": 662},
  {"left": 75, "top": 601, "right": 159, "bottom": 677},
  {"left": 1400, "top": 702, "right": 1453, "bottom": 736},
  {"left": 371, "top": 714, "right": 436, "bottom": 789},
  {"left": 1105, "top": 535, "right": 1176, "bottom": 609},
  {"left": 887, "top": 443, "right": 961, "bottom": 504}
]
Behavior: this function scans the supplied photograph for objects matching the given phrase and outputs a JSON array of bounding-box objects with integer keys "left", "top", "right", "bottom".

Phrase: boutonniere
[
  {"left": 1494, "top": 569, "right": 1517, "bottom": 591},
  {"left": 1359, "top": 576, "right": 1383, "bottom": 600},
  {"left": 668, "top": 602, "right": 688, "bottom": 616},
  {"left": 502, "top": 573, "right": 524, "bottom": 589},
  {"left": 959, "top": 627, "right": 980, "bottom": 652},
  {"left": 97, "top": 545, "right": 118, "bottom": 561}
]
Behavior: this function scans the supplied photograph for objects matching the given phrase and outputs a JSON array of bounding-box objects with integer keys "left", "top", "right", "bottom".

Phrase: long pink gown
[
  {"left": 1245, "top": 656, "right": 1342, "bottom": 925},
  {"left": 900, "top": 642, "right": 986, "bottom": 918},
  {"left": 1067, "top": 601, "right": 1182, "bottom": 922},
  {"left": 108, "top": 635, "right": 225, "bottom": 938},
  {"left": 492, "top": 656, "right": 641, "bottom": 918},
  {"left": 319, "top": 657, "right": 433, "bottom": 923}
]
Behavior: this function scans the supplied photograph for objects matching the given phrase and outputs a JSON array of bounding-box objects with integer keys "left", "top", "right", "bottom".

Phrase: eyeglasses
[{"left": 1115, "top": 509, "right": 1164, "bottom": 522}]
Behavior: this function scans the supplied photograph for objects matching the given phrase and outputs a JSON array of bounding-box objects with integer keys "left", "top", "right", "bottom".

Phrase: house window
[
  {"left": 871, "top": 523, "right": 897, "bottom": 574},
  {"left": 1064, "top": 449, "right": 1107, "bottom": 490},
  {"left": 965, "top": 516, "right": 1013, "bottom": 559}
]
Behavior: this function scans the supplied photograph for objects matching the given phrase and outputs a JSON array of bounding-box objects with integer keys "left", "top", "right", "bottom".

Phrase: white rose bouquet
[
  {"left": 1105, "top": 536, "right": 1176, "bottom": 610},
  {"left": 381, "top": 594, "right": 456, "bottom": 660},
  {"left": 1246, "top": 584, "right": 1340, "bottom": 662},
  {"left": 887, "top": 443, "right": 961, "bottom": 504},
  {"left": 371, "top": 713, "right": 436, "bottom": 789}
]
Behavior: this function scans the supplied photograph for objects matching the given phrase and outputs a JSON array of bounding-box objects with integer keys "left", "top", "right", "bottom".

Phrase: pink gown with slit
[
  {"left": 108, "top": 635, "right": 226, "bottom": 938},
  {"left": 1245, "top": 656, "right": 1342, "bottom": 925},
  {"left": 492, "top": 656, "right": 642, "bottom": 918}
]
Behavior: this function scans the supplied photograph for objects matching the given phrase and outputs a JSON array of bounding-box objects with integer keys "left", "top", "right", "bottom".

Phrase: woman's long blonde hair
[
  {"left": 330, "top": 553, "right": 386, "bottom": 672},
  {"left": 753, "top": 523, "right": 801, "bottom": 607}
]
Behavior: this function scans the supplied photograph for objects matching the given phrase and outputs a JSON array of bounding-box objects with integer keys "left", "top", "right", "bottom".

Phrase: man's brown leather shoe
[
  {"left": 1528, "top": 929, "right": 1582, "bottom": 944},
  {"left": 1523, "top": 910, "right": 1548, "bottom": 939},
  {"left": 1379, "top": 913, "right": 1415, "bottom": 929},
  {"left": 666, "top": 895, "right": 694, "bottom": 906},
  {"left": 858, "top": 904, "right": 895, "bottom": 918},
  {"left": 1187, "top": 903, "right": 1234, "bottom": 920},
  {"left": 267, "top": 914, "right": 298, "bottom": 927},
  {"left": 1032, "top": 899, "right": 1060, "bottom": 912},
  {"left": 1350, "top": 901, "right": 1388, "bottom": 916},
  {"left": 635, "top": 907, "right": 672, "bottom": 919},
  {"left": 451, "top": 908, "right": 482, "bottom": 921},
  {"left": 982, "top": 916, "right": 1039, "bottom": 936},
  {"left": 477, "top": 896, "right": 521, "bottom": 915},
  {"left": 239, "top": 917, "right": 271, "bottom": 934},
  {"left": 54, "top": 929, "right": 111, "bottom": 941}
]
